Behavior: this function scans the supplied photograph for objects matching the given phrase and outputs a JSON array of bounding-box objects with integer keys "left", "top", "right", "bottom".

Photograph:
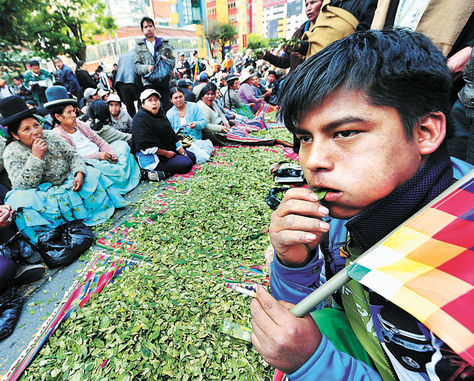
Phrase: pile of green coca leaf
[{"left": 24, "top": 130, "right": 294, "bottom": 380}]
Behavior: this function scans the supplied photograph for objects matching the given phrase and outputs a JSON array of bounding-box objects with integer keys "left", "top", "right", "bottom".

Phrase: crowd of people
[{"left": 0, "top": 0, "right": 473, "bottom": 379}]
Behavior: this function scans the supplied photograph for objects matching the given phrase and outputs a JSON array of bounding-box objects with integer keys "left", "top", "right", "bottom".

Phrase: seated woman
[
  {"left": 237, "top": 71, "right": 263, "bottom": 114},
  {"left": 132, "top": 89, "right": 196, "bottom": 181},
  {"left": 44, "top": 86, "right": 140, "bottom": 195},
  {"left": 166, "top": 87, "right": 213, "bottom": 163},
  {"left": 0, "top": 95, "right": 126, "bottom": 244},
  {"left": 87, "top": 100, "right": 132, "bottom": 144},
  {"left": 222, "top": 75, "right": 244, "bottom": 111},
  {"left": 197, "top": 83, "right": 232, "bottom": 145}
]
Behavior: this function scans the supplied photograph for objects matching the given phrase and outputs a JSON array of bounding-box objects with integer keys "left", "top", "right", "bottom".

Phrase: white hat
[
  {"left": 140, "top": 89, "right": 161, "bottom": 103},
  {"left": 106, "top": 93, "right": 121, "bottom": 104},
  {"left": 84, "top": 87, "right": 98, "bottom": 99},
  {"left": 98, "top": 89, "right": 109, "bottom": 98},
  {"left": 239, "top": 70, "right": 255, "bottom": 84}
]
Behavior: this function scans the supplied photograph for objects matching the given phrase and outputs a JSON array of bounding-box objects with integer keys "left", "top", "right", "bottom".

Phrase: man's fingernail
[
  {"left": 309, "top": 192, "right": 319, "bottom": 201},
  {"left": 320, "top": 221, "right": 330, "bottom": 231},
  {"left": 306, "top": 233, "right": 317, "bottom": 241},
  {"left": 318, "top": 206, "right": 329, "bottom": 215}
]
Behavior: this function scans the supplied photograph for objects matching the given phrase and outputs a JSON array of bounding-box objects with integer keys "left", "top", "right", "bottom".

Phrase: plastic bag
[
  {"left": 0, "top": 288, "right": 23, "bottom": 341},
  {"left": 144, "top": 58, "right": 173, "bottom": 86},
  {"left": 37, "top": 220, "right": 94, "bottom": 268},
  {"left": 0, "top": 232, "right": 42, "bottom": 265},
  {"left": 187, "top": 139, "right": 214, "bottom": 164}
]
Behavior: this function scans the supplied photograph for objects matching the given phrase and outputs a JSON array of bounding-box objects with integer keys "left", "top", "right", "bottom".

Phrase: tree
[
  {"left": 0, "top": 0, "right": 37, "bottom": 46},
  {"left": 247, "top": 34, "right": 268, "bottom": 50},
  {"left": 205, "top": 23, "right": 220, "bottom": 59},
  {"left": 217, "top": 23, "right": 237, "bottom": 60},
  {"left": 0, "top": 0, "right": 117, "bottom": 64},
  {"left": 27, "top": 0, "right": 117, "bottom": 63},
  {"left": 206, "top": 23, "right": 237, "bottom": 60}
]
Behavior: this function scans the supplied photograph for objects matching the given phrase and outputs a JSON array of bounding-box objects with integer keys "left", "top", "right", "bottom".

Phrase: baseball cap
[
  {"left": 84, "top": 87, "right": 98, "bottom": 99},
  {"left": 106, "top": 93, "right": 121, "bottom": 103},
  {"left": 140, "top": 88, "right": 161, "bottom": 103},
  {"left": 98, "top": 89, "right": 109, "bottom": 98}
]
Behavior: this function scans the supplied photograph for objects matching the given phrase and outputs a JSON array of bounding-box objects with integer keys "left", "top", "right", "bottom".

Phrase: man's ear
[{"left": 415, "top": 112, "right": 446, "bottom": 155}]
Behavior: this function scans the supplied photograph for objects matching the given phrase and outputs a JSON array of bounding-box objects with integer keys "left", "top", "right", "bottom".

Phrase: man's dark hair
[
  {"left": 140, "top": 16, "right": 155, "bottom": 29},
  {"left": 279, "top": 29, "right": 451, "bottom": 138},
  {"left": 267, "top": 70, "right": 277, "bottom": 77},
  {"left": 29, "top": 60, "right": 40, "bottom": 67},
  {"left": 97, "top": 65, "right": 103, "bottom": 72}
]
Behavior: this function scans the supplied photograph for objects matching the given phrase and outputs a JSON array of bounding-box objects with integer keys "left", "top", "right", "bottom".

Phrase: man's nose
[{"left": 304, "top": 139, "right": 334, "bottom": 172}]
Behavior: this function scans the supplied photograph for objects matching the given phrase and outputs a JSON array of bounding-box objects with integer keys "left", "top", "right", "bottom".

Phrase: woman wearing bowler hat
[
  {"left": 45, "top": 86, "right": 140, "bottom": 194},
  {"left": 0, "top": 95, "right": 127, "bottom": 244}
]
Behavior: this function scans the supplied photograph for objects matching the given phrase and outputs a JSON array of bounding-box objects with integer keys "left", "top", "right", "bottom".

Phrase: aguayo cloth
[
  {"left": 5, "top": 166, "right": 127, "bottom": 244},
  {"left": 85, "top": 140, "right": 140, "bottom": 194}
]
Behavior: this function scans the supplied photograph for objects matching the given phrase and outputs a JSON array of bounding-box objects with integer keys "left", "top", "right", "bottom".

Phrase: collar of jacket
[{"left": 345, "top": 147, "right": 454, "bottom": 252}]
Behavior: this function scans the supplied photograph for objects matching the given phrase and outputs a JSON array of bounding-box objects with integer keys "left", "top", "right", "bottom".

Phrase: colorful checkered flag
[{"left": 291, "top": 170, "right": 474, "bottom": 365}]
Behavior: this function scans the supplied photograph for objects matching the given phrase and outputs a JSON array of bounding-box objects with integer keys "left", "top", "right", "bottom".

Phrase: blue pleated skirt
[
  {"left": 5, "top": 165, "right": 127, "bottom": 244},
  {"left": 85, "top": 140, "right": 140, "bottom": 194}
]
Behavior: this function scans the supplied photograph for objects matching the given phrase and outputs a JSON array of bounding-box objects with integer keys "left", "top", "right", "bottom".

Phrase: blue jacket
[
  {"left": 166, "top": 102, "right": 207, "bottom": 140},
  {"left": 271, "top": 153, "right": 473, "bottom": 380},
  {"left": 115, "top": 50, "right": 136, "bottom": 85},
  {"left": 58, "top": 65, "right": 80, "bottom": 95}
]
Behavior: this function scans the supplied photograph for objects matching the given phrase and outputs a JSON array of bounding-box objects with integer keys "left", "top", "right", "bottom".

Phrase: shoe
[
  {"left": 147, "top": 170, "right": 170, "bottom": 181},
  {"left": 14, "top": 263, "right": 45, "bottom": 286}
]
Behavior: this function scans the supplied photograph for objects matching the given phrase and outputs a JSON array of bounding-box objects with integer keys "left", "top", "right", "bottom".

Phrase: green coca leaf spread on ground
[{"left": 23, "top": 128, "right": 295, "bottom": 380}]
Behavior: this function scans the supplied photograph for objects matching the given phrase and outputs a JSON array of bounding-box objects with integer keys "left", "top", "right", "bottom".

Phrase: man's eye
[
  {"left": 334, "top": 130, "right": 358, "bottom": 138},
  {"left": 297, "top": 135, "right": 312, "bottom": 143}
]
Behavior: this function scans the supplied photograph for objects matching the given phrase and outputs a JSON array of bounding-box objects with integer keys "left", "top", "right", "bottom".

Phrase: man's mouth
[{"left": 312, "top": 187, "right": 343, "bottom": 202}]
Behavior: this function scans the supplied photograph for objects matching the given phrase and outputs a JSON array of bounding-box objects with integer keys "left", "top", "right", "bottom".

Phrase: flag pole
[{"left": 290, "top": 268, "right": 351, "bottom": 317}]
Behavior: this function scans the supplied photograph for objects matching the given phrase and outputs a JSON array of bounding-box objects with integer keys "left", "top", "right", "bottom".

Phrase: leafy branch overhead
[{"left": 0, "top": 0, "right": 117, "bottom": 63}]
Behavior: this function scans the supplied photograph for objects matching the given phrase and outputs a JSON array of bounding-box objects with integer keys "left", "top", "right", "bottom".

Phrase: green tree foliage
[
  {"left": 205, "top": 23, "right": 220, "bottom": 59},
  {"left": 247, "top": 34, "right": 268, "bottom": 50},
  {"left": 0, "top": 0, "right": 117, "bottom": 64},
  {"left": 206, "top": 22, "right": 237, "bottom": 60},
  {"left": 217, "top": 23, "right": 237, "bottom": 60},
  {"left": 0, "top": 0, "right": 36, "bottom": 46},
  {"left": 29, "top": 0, "right": 117, "bottom": 63}
]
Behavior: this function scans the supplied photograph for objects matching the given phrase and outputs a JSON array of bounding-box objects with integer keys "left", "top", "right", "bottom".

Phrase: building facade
[
  {"left": 86, "top": 0, "right": 209, "bottom": 70},
  {"left": 262, "top": 0, "right": 306, "bottom": 39},
  {"left": 206, "top": 0, "right": 263, "bottom": 53}
]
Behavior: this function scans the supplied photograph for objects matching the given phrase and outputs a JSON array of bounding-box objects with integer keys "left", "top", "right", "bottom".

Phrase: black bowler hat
[
  {"left": 0, "top": 96, "right": 36, "bottom": 127},
  {"left": 44, "top": 85, "right": 77, "bottom": 110}
]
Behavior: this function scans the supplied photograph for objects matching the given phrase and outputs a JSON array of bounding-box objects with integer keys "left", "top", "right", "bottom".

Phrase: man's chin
[{"left": 325, "top": 204, "right": 362, "bottom": 220}]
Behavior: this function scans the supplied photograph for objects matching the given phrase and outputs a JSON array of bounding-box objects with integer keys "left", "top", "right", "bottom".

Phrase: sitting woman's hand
[
  {"left": 99, "top": 152, "right": 118, "bottom": 163},
  {"left": 72, "top": 172, "right": 85, "bottom": 192},
  {"left": 163, "top": 150, "right": 176, "bottom": 159},
  {"left": 32, "top": 137, "right": 47, "bottom": 159},
  {"left": 0, "top": 206, "right": 13, "bottom": 228},
  {"left": 177, "top": 147, "right": 187, "bottom": 156},
  {"left": 109, "top": 153, "right": 118, "bottom": 163},
  {"left": 188, "top": 122, "right": 197, "bottom": 129},
  {"left": 222, "top": 124, "right": 230, "bottom": 133}
]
